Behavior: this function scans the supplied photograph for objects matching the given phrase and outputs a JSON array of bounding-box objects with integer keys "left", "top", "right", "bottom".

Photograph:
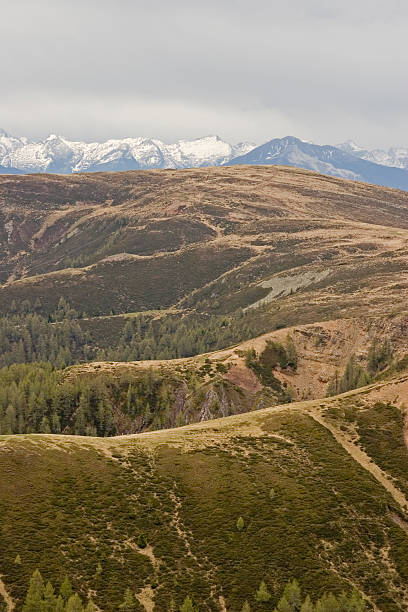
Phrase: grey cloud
[{"left": 0, "top": 0, "right": 407, "bottom": 147}]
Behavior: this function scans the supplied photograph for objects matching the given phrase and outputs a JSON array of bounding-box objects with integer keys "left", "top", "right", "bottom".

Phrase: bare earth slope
[{"left": 1, "top": 165, "right": 408, "bottom": 325}]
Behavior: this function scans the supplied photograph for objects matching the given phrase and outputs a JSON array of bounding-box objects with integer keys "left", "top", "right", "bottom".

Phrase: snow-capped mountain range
[
  {"left": 0, "top": 129, "right": 254, "bottom": 174},
  {"left": 337, "top": 140, "right": 408, "bottom": 171},
  {"left": 1, "top": 128, "right": 408, "bottom": 191}
]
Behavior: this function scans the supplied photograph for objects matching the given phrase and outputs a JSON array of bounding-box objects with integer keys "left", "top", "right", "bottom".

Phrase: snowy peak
[
  {"left": 0, "top": 130, "right": 255, "bottom": 174},
  {"left": 227, "top": 136, "right": 408, "bottom": 191},
  {"left": 336, "top": 140, "right": 365, "bottom": 155},
  {"left": 337, "top": 141, "right": 408, "bottom": 171}
]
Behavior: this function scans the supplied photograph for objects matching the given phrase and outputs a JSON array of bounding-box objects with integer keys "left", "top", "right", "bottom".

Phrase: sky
[{"left": 1, "top": 0, "right": 407, "bottom": 148}]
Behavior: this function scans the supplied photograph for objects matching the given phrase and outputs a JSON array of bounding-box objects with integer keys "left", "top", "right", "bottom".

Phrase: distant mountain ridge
[
  {"left": 227, "top": 136, "right": 408, "bottom": 191},
  {"left": 1, "top": 128, "right": 408, "bottom": 191},
  {"left": 0, "top": 129, "right": 254, "bottom": 174},
  {"left": 337, "top": 140, "right": 408, "bottom": 170}
]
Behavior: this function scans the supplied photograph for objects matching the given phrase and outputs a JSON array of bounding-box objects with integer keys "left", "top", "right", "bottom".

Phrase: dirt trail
[
  {"left": 0, "top": 577, "right": 14, "bottom": 611},
  {"left": 307, "top": 408, "right": 408, "bottom": 510},
  {"left": 136, "top": 586, "right": 154, "bottom": 612}
]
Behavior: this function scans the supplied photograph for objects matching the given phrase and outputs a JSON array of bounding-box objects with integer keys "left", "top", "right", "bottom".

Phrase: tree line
[
  {"left": 18, "top": 570, "right": 368, "bottom": 612},
  {"left": 0, "top": 362, "right": 213, "bottom": 436},
  {"left": 1, "top": 298, "right": 270, "bottom": 367},
  {"left": 96, "top": 310, "right": 262, "bottom": 362},
  {"left": 0, "top": 296, "right": 91, "bottom": 369}
]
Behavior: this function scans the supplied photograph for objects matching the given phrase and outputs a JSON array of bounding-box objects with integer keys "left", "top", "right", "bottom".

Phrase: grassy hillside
[
  {"left": 1, "top": 166, "right": 408, "bottom": 327},
  {"left": 1, "top": 382, "right": 408, "bottom": 611}
]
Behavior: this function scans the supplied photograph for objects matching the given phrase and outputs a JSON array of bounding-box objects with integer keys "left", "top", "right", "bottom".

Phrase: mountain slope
[
  {"left": 1, "top": 165, "right": 408, "bottom": 322},
  {"left": 1, "top": 380, "right": 408, "bottom": 611},
  {"left": 227, "top": 136, "right": 408, "bottom": 191}
]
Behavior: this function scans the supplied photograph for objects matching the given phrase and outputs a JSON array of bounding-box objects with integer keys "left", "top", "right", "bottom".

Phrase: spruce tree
[
  {"left": 39, "top": 416, "right": 51, "bottom": 434},
  {"left": 347, "top": 588, "right": 367, "bottom": 612},
  {"left": 255, "top": 581, "right": 271, "bottom": 603},
  {"left": 281, "top": 579, "right": 302, "bottom": 611},
  {"left": 84, "top": 600, "right": 98, "bottom": 612},
  {"left": 65, "top": 593, "right": 84, "bottom": 612},
  {"left": 241, "top": 601, "right": 251, "bottom": 612},
  {"left": 119, "top": 588, "right": 137, "bottom": 610},
  {"left": 42, "top": 581, "right": 57, "bottom": 612},
  {"left": 55, "top": 595, "right": 65, "bottom": 612},
  {"left": 315, "top": 593, "right": 339, "bottom": 612},
  {"left": 23, "top": 569, "right": 44, "bottom": 612},
  {"left": 300, "top": 595, "right": 314, "bottom": 612},
  {"left": 60, "top": 576, "right": 73, "bottom": 601},
  {"left": 276, "top": 598, "right": 292, "bottom": 612},
  {"left": 179, "top": 596, "right": 196, "bottom": 612},
  {"left": 286, "top": 334, "right": 298, "bottom": 369}
]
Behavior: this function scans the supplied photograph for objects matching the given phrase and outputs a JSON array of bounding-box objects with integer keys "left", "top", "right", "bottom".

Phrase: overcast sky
[{"left": 1, "top": 0, "right": 407, "bottom": 147}]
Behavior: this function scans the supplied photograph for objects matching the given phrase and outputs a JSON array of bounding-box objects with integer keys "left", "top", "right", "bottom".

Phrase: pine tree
[
  {"left": 23, "top": 569, "right": 44, "bottom": 612},
  {"left": 241, "top": 601, "right": 251, "bottom": 612},
  {"left": 55, "top": 595, "right": 65, "bottom": 612},
  {"left": 34, "top": 298, "right": 42, "bottom": 311},
  {"left": 120, "top": 588, "right": 137, "bottom": 610},
  {"left": 84, "top": 600, "right": 98, "bottom": 612},
  {"left": 236, "top": 516, "right": 245, "bottom": 531},
  {"left": 280, "top": 579, "right": 302, "bottom": 611},
  {"left": 42, "top": 581, "right": 57, "bottom": 612},
  {"left": 315, "top": 593, "right": 339, "bottom": 612},
  {"left": 51, "top": 412, "right": 61, "bottom": 434},
  {"left": 300, "top": 596, "right": 314, "bottom": 612},
  {"left": 276, "top": 597, "right": 292, "bottom": 612},
  {"left": 60, "top": 576, "right": 73, "bottom": 601},
  {"left": 347, "top": 588, "right": 367, "bottom": 612},
  {"left": 40, "top": 416, "right": 51, "bottom": 434},
  {"left": 65, "top": 593, "right": 84, "bottom": 612},
  {"left": 286, "top": 334, "right": 298, "bottom": 370},
  {"left": 255, "top": 581, "right": 271, "bottom": 603},
  {"left": 14, "top": 554, "right": 21, "bottom": 564},
  {"left": 179, "top": 596, "right": 196, "bottom": 612}
]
